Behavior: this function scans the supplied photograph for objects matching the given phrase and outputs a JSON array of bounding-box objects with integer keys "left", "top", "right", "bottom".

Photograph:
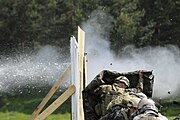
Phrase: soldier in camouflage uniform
[
  {"left": 83, "top": 70, "right": 152, "bottom": 120},
  {"left": 100, "top": 91, "right": 144, "bottom": 120},
  {"left": 94, "top": 76, "right": 130, "bottom": 117},
  {"left": 97, "top": 72, "right": 145, "bottom": 120},
  {"left": 99, "top": 93, "right": 143, "bottom": 120},
  {"left": 133, "top": 98, "right": 168, "bottom": 120}
]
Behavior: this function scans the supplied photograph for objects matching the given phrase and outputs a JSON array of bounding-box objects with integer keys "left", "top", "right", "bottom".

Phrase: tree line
[{"left": 0, "top": 0, "right": 179, "bottom": 55}]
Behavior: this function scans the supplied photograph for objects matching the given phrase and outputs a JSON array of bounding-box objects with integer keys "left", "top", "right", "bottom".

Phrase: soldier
[
  {"left": 133, "top": 98, "right": 168, "bottom": 120},
  {"left": 94, "top": 76, "right": 130, "bottom": 117},
  {"left": 99, "top": 93, "right": 142, "bottom": 120},
  {"left": 83, "top": 70, "right": 153, "bottom": 120},
  {"left": 94, "top": 71, "right": 145, "bottom": 118}
]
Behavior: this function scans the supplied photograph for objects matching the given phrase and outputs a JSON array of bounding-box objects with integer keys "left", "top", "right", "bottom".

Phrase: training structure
[{"left": 29, "top": 26, "right": 87, "bottom": 120}]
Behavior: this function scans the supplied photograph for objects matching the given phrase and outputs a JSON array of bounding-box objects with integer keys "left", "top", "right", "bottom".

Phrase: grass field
[
  {"left": 0, "top": 94, "right": 71, "bottom": 120},
  {"left": 159, "top": 97, "right": 180, "bottom": 120},
  {"left": 0, "top": 95, "right": 179, "bottom": 120},
  {"left": 0, "top": 112, "right": 70, "bottom": 120}
]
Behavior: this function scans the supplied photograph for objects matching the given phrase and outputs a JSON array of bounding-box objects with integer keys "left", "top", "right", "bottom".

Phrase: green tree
[
  {"left": 139, "top": 0, "right": 180, "bottom": 46},
  {"left": 0, "top": 0, "right": 179, "bottom": 55},
  {"left": 0, "top": 0, "right": 85, "bottom": 54},
  {"left": 99, "top": 0, "right": 145, "bottom": 53},
  {"left": 0, "top": 0, "right": 32, "bottom": 54}
]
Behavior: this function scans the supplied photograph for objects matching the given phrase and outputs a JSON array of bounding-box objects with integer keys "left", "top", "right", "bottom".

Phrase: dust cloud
[
  {"left": 0, "top": 45, "right": 70, "bottom": 93},
  {"left": 82, "top": 10, "right": 180, "bottom": 98}
]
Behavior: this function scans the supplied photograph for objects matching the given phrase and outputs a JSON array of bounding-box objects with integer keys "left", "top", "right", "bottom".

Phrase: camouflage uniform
[
  {"left": 99, "top": 107, "right": 128, "bottom": 120},
  {"left": 133, "top": 98, "right": 168, "bottom": 120},
  {"left": 133, "top": 111, "right": 168, "bottom": 120},
  {"left": 100, "top": 92, "right": 142, "bottom": 120},
  {"left": 99, "top": 93, "right": 131, "bottom": 120},
  {"left": 82, "top": 70, "right": 154, "bottom": 120},
  {"left": 96, "top": 73, "right": 144, "bottom": 120},
  {"left": 106, "top": 92, "right": 132, "bottom": 110},
  {"left": 101, "top": 76, "right": 144, "bottom": 120},
  {"left": 94, "top": 84, "right": 125, "bottom": 116}
]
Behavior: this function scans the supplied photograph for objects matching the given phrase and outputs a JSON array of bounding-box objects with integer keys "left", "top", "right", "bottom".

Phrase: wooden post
[
  {"left": 78, "top": 26, "right": 86, "bottom": 120},
  {"left": 30, "top": 26, "right": 87, "bottom": 120}
]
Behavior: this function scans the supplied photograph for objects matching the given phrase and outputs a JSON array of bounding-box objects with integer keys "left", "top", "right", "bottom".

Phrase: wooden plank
[
  {"left": 71, "top": 36, "right": 79, "bottom": 120},
  {"left": 29, "top": 65, "right": 71, "bottom": 120},
  {"left": 78, "top": 26, "right": 85, "bottom": 88},
  {"left": 78, "top": 26, "right": 85, "bottom": 120},
  {"left": 34, "top": 85, "right": 76, "bottom": 120}
]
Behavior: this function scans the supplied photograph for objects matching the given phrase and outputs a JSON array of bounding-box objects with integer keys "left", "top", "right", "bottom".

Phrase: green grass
[
  {"left": 160, "top": 97, "right": 180, "bottom": 120},
  {"left": 0, "top": 94, "right": 71, "bottom": 120},
  {"left": 0, "top": 112, "right": 70, "bottom": 120},
  {"left": 46, "top": 113, "right": 70, "bottom": 120},
  {"left": 0, "top": 112, "right": 29, "bottom": 120},
  {"left": 0, "top": 95, "right": 70, "bottom": 114}
]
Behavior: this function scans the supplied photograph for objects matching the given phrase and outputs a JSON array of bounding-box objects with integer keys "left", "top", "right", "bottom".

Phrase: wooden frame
[
  {"left": 29, "top": 26, "right": 87, "bottom": 120},
  {"left": 29, "top": 65, "right": 71, "bottom": 120}
]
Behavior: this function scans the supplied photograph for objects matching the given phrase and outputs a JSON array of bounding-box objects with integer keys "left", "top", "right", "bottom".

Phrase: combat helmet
[
  {"left": 115, "top": 76, "right": 130, "bottom": 87},
  {"left": 138, "top": 98, "right": 158, "bottom": 113}
]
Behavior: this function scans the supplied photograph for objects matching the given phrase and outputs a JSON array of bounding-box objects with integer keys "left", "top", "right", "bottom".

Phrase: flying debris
[{"left": 168, "top": 89, "right": 171, "bottom": 94}]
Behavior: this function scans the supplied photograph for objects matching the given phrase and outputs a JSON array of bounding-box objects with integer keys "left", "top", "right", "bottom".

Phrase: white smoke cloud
[
  {"left": 83, "top": 10, "right": 180, "bottom": 98},
  {"left": 0, "top": 9, "right": 179, "bottom": 99},
  {"left": 0, "top": 45, "right": 70, "bottom": 92}
]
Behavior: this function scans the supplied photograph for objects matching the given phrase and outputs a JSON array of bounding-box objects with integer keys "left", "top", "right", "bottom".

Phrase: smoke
[
  {"left": 82, "top": 10, "right": 180, "bottom": 98},
  {"left": 0, "top": 9, "right": 179, "bottom": 98},
  {"left": 82, "top": 9, "right": 114, "bottom": 80},
  {"left": 0, "top": 45, "right": 70, "bottom": 93}
]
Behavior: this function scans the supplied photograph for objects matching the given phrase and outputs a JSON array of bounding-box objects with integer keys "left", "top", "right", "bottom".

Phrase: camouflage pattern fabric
[
  {"left": 83, "top": 70, "right": 154, "bottom": 120},
  {"left": 94, "top": 84, "right": 125, "bottom": 116},
  {"left": 133, "top": 114, "right": 160, "bottom": 120},
  {"left": 107, "top": 92, "right": 132, "bottom": 110},
  {"left": 105, "top": 92, "right": 142, "bottom": 120},
  {"left": 129, "top": 111, "right": 139, "bottom": 120},
  {"left": 133, "top": 112, "right": 168, "bottom": 120},
  {"left": 133, "top": 114, "right": 168, "bottom": 120},
  {"left": 99, "top": 106, "right": 128, "bottom": 120}
]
